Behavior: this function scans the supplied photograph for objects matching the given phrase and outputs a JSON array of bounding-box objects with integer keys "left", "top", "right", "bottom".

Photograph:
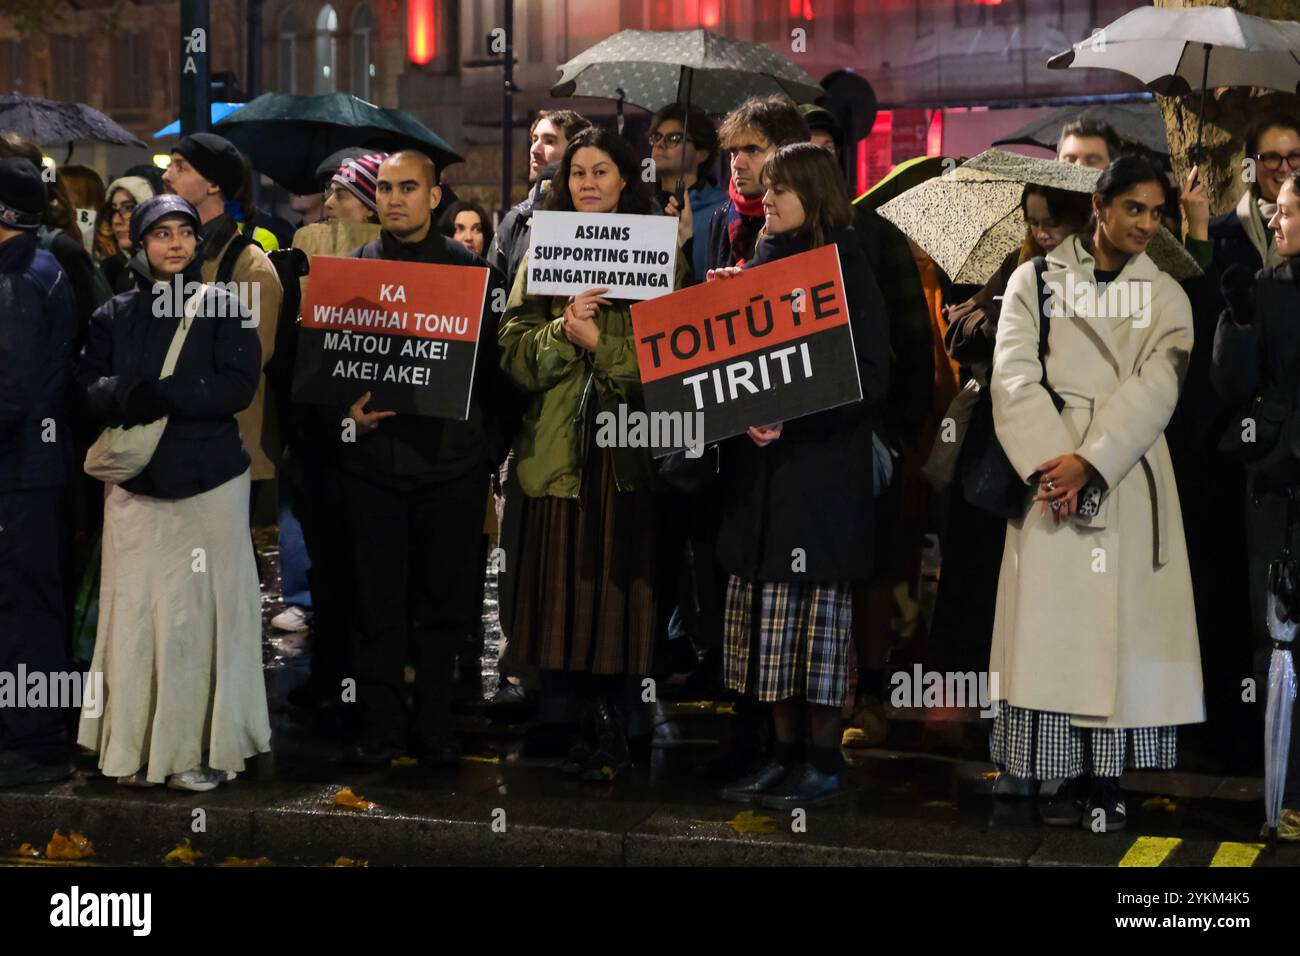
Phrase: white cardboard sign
[{"left": 526, "top": 210, "right": 677, "bottom": 301}]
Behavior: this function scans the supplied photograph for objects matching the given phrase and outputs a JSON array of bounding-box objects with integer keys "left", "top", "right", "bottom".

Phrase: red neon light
[
  {"left": 700, "top": 0, "right": 720, "bottom": 28},
  {"left": 408, "top": 0, "right": 436, "bottom": 65},
  {"left": 926, "top": 109, "right": 944, "bottom": 157},
  {"left": 789, "top": 0, "right": 814, "bottom": 17}
]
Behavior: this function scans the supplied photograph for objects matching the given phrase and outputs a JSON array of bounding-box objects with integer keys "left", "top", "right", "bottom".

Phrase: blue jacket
[
  {"left": 0, "top": 232, "right": 78, "bottom": 492},
  {"left": 685, "top": 180, "right": 727, "bottom": 280}
]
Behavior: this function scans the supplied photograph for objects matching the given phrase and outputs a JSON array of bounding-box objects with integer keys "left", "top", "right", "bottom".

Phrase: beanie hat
[
  {"left": 0, "top": 157, "right": 46, "bottom": 230},
  {"left": 798, "top": 103, "right": 846, "bottom": 158},
  {"left": 172, "top": 132, "right": 246, "bottom": 199},
  {"left": 129, "top": 194, "right": 205, "bottom": 248},
  {"left": 315, "top": 147, "right": 371, "bottom": 190},
  {"left": 105, "top": 175, "right": 156, "bottom": 207},
  {"left": 332, "top": 152, "right": 389, "bottom": 212}
]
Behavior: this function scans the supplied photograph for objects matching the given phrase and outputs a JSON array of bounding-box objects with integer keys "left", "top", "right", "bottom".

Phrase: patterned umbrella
[
  {"left": 877, "top": 149, "right": 1201, "bottom": 284},
  {"left": 550, "top": 28, "right": 824, "bottom": 119},
  {"left": 0, "top": 93, "right": 146, "bottom": 150}
]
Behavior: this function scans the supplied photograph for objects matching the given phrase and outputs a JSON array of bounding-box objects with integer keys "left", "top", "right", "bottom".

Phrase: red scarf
[{"left": 726, "top": 179, "right": 766, "bottom": 266}]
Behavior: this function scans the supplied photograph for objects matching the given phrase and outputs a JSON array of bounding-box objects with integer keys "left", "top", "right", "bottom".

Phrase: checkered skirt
[
  {"left": 989, "top": 701, "right": 1178, "bottom": 780},
  {"left": 723, "top": 576, "right": 853, "bottom": 707}
]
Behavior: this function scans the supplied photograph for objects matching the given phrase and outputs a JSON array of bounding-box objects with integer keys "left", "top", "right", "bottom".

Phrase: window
[
  {"left": 111, "top": 32, "right": 148, "bottom": 107},
  {"left": 527, "top": 0, "right": 544, "bottom": 64},
  {"left": 278, "top": 9, "right": 301, "bottom": 94},
  {"left": 55, "top": 35, "right": 84, "bottom": 101},
  {"left": 4, "top": 39, "right": 24, "bottom": 91},
  {"left": 351, "top": 4, "right": 375, "bottom": 99},
  {"left": 315, "top": 5, "right": 338, "bottom": 94}
]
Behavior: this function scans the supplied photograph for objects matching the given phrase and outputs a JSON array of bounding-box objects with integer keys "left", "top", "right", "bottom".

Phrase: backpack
[{"left": 37, "top": 225, "right": 113, "bottom": 309}]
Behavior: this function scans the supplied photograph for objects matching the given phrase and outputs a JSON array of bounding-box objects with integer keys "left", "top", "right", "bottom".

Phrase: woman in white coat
[{"left": 989, "top": 155, "right": 1204, "bottom": 832}]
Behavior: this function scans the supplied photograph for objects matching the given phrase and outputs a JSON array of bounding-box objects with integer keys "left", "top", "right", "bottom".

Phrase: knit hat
[
  {"left": 798, "top": 104, "right": 845, "bottom": 158},
  {"left": 172, "top": 132, "right": 247, "bottom": 199},
  {"left": 105, "top": 175, "right": 156, "bottom": 207},
  {"left": 315, "top": 147, "right": 372, "bottom": 190},
  {"left": 0, "top": 158, "right": 46, "bottom": 231},
  {"left": 129, "top": 194, "right": 205, "bottom": 248},
  {"left": 332, "top": 152, "right": 389, "bottom": 212}
]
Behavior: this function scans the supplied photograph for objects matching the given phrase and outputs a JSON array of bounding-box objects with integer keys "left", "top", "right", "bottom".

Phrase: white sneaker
[
  {"left": 116, "top": 772, "right": 158, "bottom": 787},
  {"left": 167, "top": 768, "right": 222, "bottom": 792},
  {"left": 271, "top": 605, "right": 310, "bottom": 632}
]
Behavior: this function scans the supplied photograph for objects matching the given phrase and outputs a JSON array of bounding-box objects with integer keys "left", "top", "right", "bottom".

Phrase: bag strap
[
  {"left": 216, "top": 232, "right": 252, "bottom": 284},
  {"left": 158, "top": 284, "right": 207, "bottom": 379},
  {"left": 1032, "top": 255, "right": 1051, "bottom": 384}
]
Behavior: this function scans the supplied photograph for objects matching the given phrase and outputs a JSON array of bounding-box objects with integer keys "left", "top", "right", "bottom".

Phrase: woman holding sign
[
  {"left": 988, "top": 156, "right": 1202, "bottom": 832},
  {"left": 498, "top": 126, "right": 687, "bottom": 782},
  {"left": 711, "top": 142, "right": 890, "bottom": 808},
  {"left": 76, "top": 194, "right": 271, "bottom": 791}
]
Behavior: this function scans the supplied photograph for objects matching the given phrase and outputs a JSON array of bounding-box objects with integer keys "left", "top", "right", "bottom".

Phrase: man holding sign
[{"left": 300, "top": 150, "right": 513, "bottom": 769}]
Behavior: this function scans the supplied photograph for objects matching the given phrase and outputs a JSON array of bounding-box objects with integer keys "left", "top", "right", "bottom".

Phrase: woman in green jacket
[{"left": 499, "top": 126, "right": 684, "bottom": 781}]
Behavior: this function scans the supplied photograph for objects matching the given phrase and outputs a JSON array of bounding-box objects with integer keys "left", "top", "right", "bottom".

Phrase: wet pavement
[{"left": 2, "top": 533, "right": 1296, "bottom": 867}]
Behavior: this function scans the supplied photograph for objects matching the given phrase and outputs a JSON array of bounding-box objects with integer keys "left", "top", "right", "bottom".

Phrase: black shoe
[
  {"left": 757, "top": 762, "right": 844, "bottom": 810},
  {"left": 719, "top": 760, "right": 788, "bottom": 803},
  {"left": 1039, "top": 776, "right": 1089, "bottom": 826},
  {"left": 342, "top": 742, "right": 405, "bottom": 768},
  {"left": 484, "top": 682, "right": 537, "bottom": 722},
  {"left": 561, "top": 703, "right": 597, "bottom": 775},
  {"left": 578, "top": 696, "right": 631, "bottom": 783},
  {"left": 418, "top": 738, "right": 461, "bottom": 770},
  {"left": 0, "top": 749, "right": 73, "bottom": 788},
  {"left": 993, "top": 772, "right": 1039, "bottom": 799},
  {"left": 1082, "top": 777, "right": 1127, "bottom": 833}
]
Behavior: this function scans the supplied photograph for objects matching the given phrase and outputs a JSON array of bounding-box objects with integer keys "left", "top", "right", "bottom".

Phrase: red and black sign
[
  {"left": 291, "top": 256, "right": 489, "bottom": 419},
  {"left": 630, "top": 244, "right": 863, "bottom": 448}
]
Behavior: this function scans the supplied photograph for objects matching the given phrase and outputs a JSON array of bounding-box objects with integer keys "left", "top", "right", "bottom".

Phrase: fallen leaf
[
  {"left": 981, "top": 771, "right": 999, "bottom": 780},
  {"left": 714, "top": 704, "right": 735, "bottom": 715},
  {"left": 389, "top": 756, "right": 418, "bottom": 768},
  {"left": 46, "top": 830, "right": 94, "bottom": 860},
  {"left": 216, "top": 856, "right": 272, "bottom": 867},
  {"left": 1141, "top": 796, "right": 1178, "bottom": 813},
  {"left": 333, "top": 787, "right": 376, "bottom": 812},
  {"left": 163, "top": 838, "right": 205, "bottom": 865},
  {"left": 333, "top": 856, "right": 369, "bottom": 867},
  {"left": 14, "top": 843, "right": 39, "bottom": 858},
  {"left": 726, "top": 811, "right": 777, "bottom": 834}
]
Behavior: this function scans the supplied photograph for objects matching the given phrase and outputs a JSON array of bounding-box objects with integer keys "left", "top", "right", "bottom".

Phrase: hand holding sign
[
  {"left": 665, "top": 191, "right": 693, "bottom": 251},
  {"left": 562, "top": 288, "right": 610, "bottom": 351},
  {"left": 747, "top": 423, "right": 783, "bottom": 447},
  {"left": 705, "top": 267, "right": 744, "bottom": 283},
  {"left": 347, "top": 390, "right": 396, "bottom": 436}
]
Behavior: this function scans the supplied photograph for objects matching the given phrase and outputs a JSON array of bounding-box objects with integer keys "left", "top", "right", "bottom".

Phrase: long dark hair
[
  {"left": 756, "top": 141, "right": 852, "bottom": 249},
  {"left": 438, "top": 199, "right": 494, "bottom": 255},
  {"left": 545, "top": 126, "right": 652, "bottom": 215}
]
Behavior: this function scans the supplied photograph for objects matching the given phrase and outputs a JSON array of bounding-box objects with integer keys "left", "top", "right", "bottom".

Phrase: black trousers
[
  {"left": 0, "top": 488, "right": 71, "bottom": 758},
  {"left": 292, "top": 457, "right": 354, "bottom": 692},
  {"left": 339, "top": 467, "right": 487, "bottom": 749}
]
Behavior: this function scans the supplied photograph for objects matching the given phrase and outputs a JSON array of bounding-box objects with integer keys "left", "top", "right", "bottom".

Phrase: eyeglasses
[
  {"left": 1256, "top": 151, "right": 1300, "bottom": 171},
  {"left": 649, "top": 131, "right": 687, "bottom": 148},
  {"left": 109, "top": 201, "right": 136, "bottom": 219}
]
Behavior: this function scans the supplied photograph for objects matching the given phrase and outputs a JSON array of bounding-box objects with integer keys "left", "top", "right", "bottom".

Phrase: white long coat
[{"left": 988, "top": 234, "right": 1204, "bottom": 729}]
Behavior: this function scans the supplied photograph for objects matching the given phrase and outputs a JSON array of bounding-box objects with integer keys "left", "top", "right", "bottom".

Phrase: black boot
[
  {"left": 580, "top": 695, "right": 631, "bottom": 783},
  {"left": 562, "top": 700, "right": 598, "bottom": 775}
]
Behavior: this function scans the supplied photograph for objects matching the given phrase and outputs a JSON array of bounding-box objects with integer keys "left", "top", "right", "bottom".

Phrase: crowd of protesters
[{"left": 1, "top": 93, "right": 1299, "bottom": 835}]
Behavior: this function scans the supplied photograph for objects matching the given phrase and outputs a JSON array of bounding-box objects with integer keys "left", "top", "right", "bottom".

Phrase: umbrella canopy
[
  {"left": 550, "top": 28, "right": 823, "bottom": 116},
  {"left": 854, "top": 155, "right": 952, "bottom": 211},
  {"left": 876, "top": 149, "right": 1201, "bottom": 284},
  {"left": 992, "top": 102, "right": 1170, "bottom": 156},
  {"left": 214, "top": 92, "right": 462, "bottom": 195},
  {"left": 153, "top": 103, "right": 247, "bottom": 139},
  {"left": 1047, "top": 7, "right": 1300, "bottom": 94},
  {"left": 0, "top": 93, "right": 146, "bottom": 149}
]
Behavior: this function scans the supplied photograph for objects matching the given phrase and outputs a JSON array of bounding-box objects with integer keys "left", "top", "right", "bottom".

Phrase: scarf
[
  {"left": 725, "top": 178, "right": 765, "bottom": 266},
  {"left": 1238, "top": 189, "right": 1285, "bottom": 270}
]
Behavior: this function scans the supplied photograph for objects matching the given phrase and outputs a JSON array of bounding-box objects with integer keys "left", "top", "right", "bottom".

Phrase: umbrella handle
[
  {"left": 1194, "top": 43, "right": 1211, "bottom": 163},
  {"left": 615, "top": 88, "right": 625, "bottom": 137}
]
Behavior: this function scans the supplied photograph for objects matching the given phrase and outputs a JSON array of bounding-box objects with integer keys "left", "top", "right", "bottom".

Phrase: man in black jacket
[
  {"left": 0, "top": 159, "right": 79, "bottom": 787},
  {"left": 335, "top": 150, "right": 512, "bottom": 768}
]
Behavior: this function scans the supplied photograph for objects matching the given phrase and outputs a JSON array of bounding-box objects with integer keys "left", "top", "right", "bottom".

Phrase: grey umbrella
[
  {"left": 0, "top": 93, "right": 146, "bottom": 160},
  {"left": 992, "top": 102, "right": 1170, "bottom": 156}
]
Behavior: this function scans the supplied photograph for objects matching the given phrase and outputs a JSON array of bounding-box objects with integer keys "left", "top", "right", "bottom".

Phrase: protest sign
[
  {"left": 292, "top": 255, "right": 489, "bottom": 419},
  {"left": 629, "top": 244, "right": 862, "bottom": 454},
  {"left": 526, "top": 210, "right": 677, "bottom": 301}
]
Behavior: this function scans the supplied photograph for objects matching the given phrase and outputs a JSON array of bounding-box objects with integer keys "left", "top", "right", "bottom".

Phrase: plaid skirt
[
  {"left": 989, "top": 701, "right": 1178, "bottom": 780},
  {"left": 723, "top": 576, "right": 853, "bottom": 707}
]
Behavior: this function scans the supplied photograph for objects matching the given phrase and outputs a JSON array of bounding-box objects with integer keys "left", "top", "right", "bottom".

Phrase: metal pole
[
  {"left": 1195, "top": 42, "right": 1211, "bottom": 162},
  {"left": 247, "top": 0, "right": 264, "bottom": 99},
  {"left": 179, "top": 0, "right": 212, "bottom": 134},
  {"left": 501, "top": 0, "right": 514, "bottom": 215}
]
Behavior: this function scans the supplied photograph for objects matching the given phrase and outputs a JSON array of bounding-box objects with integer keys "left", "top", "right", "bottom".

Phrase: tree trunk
[{"left": 1154, "top": 0, "right": 1300, "bottom": 218}]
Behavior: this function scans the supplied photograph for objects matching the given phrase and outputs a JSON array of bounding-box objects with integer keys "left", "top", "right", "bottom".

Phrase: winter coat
[
  {"left": 199, "top": 215, "right": 283, "bottom": 481},
  {"left": 714, "top": 227, "right": 891, "bottom": 583},
  {"left": 0, "top": 232, "right": 78, "bottom": 492},
  {"left": 78, "top": 254, "right": 261, "bottom": 500},
  {"left": 989, "top": 234, "right": 1203, "bottom": 728},
  {"left": 657, "top": 180, "right": 726, "bottom": 281},
  {"left": 498, "top": 247, "right": 688, "bottom": 499}
]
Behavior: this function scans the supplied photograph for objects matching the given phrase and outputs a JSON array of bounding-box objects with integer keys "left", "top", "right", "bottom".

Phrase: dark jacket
[
  {"left": 1209, "top": 207, "right": 1266, "bottom": 280},
  {"left": 715, "top": 228, "right": 891, "bottom": 583},
  {"left": 340, "top": 228, "right": 513, "bottom": 486},
  {"left": 487, "top": 165, "right": 557, "bottom": 293},
  {"left": 78, "top": 255, "right": 261, "bottom": 500},
  {"left": 0, "top": 232, "right": 78, "bottom": 492}
]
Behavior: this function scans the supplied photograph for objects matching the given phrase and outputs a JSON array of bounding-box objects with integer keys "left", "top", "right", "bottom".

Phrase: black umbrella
[
  {"left": 0, "top": 93, "right": 146, "bottom": 160},
  {"left": 991, "top": 102, "right": 1169, "bottom": 156},
  {"left": 214, "top": 92, "right": 463, "bottom": 195}
]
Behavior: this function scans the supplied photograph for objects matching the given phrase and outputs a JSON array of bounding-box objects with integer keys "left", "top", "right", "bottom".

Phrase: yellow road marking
[
  {"left": 1118, "top": 836, "right": 1181, "bottom": 867},
  {"left": 1209, "top": 842, "right": 1264, "bottom": 868}
]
